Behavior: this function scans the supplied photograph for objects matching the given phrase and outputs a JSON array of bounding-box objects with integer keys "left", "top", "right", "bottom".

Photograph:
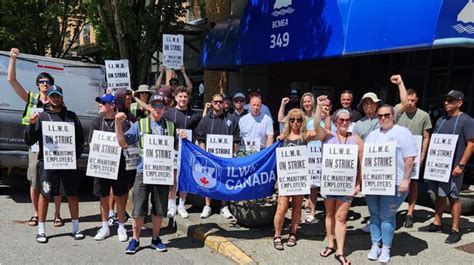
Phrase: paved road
[{"left": 0, "top": 174, "right": 233, "bottom": 265}]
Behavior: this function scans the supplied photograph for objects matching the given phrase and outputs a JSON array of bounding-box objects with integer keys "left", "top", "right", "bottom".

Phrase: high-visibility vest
[
  {"left": 138, "top": 117, "right": 174, "bottom": 155},
  {"left": 22, "top": 92, "right": 40, "bottom": 125}
]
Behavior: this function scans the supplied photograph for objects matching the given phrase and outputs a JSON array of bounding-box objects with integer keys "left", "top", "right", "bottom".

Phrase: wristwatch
[{"left": 458, "top": 163, "right": 466, "bottom": 170}]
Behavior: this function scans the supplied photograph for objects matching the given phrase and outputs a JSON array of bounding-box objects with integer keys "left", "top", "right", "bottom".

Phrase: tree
[
  {"left": 0, "top": 0, "right": 86, "bottom": 58},
  {"left": 85, "top": 0, "right": 187, "bottom": 87}
]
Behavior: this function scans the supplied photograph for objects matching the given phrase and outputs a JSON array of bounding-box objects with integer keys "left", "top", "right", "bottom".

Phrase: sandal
[
  {"left": 273, "top": 236, "right": 284, "bottom": 250},
  {"left": 335, "top": 254, "right": 351, "bottom": 265},
  {"left": 28, "top": 216, "right": 38, "bottom": 226},
  {"left": 53, "top": 216, "right": 64, "bottom": 227},
  {"left": 287, "top": 233, "right": 297, "bottom": 247},
  {"left": 320, "top": 246, "right": 336, "bottom": 257}
]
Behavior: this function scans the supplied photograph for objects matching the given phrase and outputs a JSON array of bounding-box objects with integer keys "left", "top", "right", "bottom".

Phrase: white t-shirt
[
  {"left": 239, "top": 112, "right": 274, "bottom": 148},
  {"left": 365, "top": 125, "right": 418, "bottom": 185}
]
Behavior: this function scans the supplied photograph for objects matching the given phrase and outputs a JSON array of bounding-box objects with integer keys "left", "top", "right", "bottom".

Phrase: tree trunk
[
  {"left": 111, "top": 0, "right": 129, "bottom": 59},
  {"left": 97, "top": 3, "right": 116, "bottom": 52}
]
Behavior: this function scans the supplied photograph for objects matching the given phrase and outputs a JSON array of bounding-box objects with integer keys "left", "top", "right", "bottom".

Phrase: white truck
[{"left": 0, "top": 51, "right": 105, "bottom": 171}]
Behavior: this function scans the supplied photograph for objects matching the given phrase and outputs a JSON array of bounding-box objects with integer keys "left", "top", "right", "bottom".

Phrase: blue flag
[{"left": 178, "top": 140, "right": 281, "bottom": 201}]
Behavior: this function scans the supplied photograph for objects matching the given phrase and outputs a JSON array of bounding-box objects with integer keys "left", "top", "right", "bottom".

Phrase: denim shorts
[{"left": 322, "top": 194, "right": 353, "bottom": 203}]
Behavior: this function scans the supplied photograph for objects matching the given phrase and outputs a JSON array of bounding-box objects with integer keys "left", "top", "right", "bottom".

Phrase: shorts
[
  {"left": 37, "top": 160, "right": 81, "bottom": 197},
  {"left": 427, "top": 173, "right": 464, "bottom": 199},
  {"left": 132, "top": 172, "right": 169, "bottom": 218},
  {"left": 27, "top": 150, "right": 39, "bottom": 188},
  {"left": 93, "top": 169, "right": 130, "bottom": 197},
  {"left": 322, "top": 194, "right": 353, "bottom": 204}
]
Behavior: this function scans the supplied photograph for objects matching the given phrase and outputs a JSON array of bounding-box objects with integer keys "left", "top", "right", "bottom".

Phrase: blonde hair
[
  {"left": 283, "top": 108, "right": 307, "bottom": 139},
  {"left": 300, "top": 92, "right": 316, "bottom": 116}
]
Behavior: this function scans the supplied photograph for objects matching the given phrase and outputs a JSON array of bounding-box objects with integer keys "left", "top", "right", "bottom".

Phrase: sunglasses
[
  {"left": 38, "top": 80, "right": 51, "bottom": 85},
  {"left": 150, "top": 103, "right": 165, "bottom": 109},
  {"left": 233, "top": 99, "right": 245, "bottom": 103},
  {"left": 289, "top": 118, "right": 303, "bottom": 123},
  {"left": 170, "top": 82, "right": 179, "bottom": 86},
  {"left": 337, "top": 118, "right": 351, "bottom": 123},
  {"left": 212, "top": 100, "right": 223, "bottom": 104},
  {"left": 125, "top": 90, "right": 133, "bottom": 95},
  {"left": 444, "top": 98, "right": 458, "bottom": 104},
  {"left": 377, "top": 113, "right": 392, "bottom": 119}
]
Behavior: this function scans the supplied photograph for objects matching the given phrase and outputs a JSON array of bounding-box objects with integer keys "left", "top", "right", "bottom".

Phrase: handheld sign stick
[{"left": 133, "top": 95, "right": 153, "bottom": 113}]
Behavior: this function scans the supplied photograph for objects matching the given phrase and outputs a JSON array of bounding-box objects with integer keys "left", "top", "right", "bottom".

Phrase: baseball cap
[
  {"left": 247, "top": 88, "right": 261, "bottom": 94},
  {"left": 289, "top": 89, "right": 301, "bottom": 97},
  {"left": 233, "top": 92, "right": 246, "bottom": 100},
  {"left": 158, "top": 85, "right": 173, "bottom": 98},
  {"left": 357, "top": 92, "right": 381, "bottom": 110},
  {"left": 47, "top": 85, "right": 63, "bottom": 97},
  {"left": 443, "top": 90, "right": 464, "bottom": 101},
  {"left": 223, "top": 94, "right": 232, "bottom": 100},
  {"left": 149, "top": 94, "right": 165, "bottom": 104},
  {"left": 95, "top": 93, "right": 115, "bottom": 104},
  {"left": 136, "top": 84, "right": 152, "bottom": 94}
]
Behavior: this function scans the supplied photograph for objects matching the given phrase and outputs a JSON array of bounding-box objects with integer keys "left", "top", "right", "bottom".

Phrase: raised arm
[
  {"left": 278, "top": 97, "right": 289, "bottom": 123},
  {"left": 390, "top": 74, "right": 408, "bottom": 114},
  {"left": 180, "top": 65, "right": 193, "bottom": 89},
  {"left": 7, "top": 48, "right": 28, "bottom": 102},
  {"left": 313, "top": 96, "right": 328, "bottom": 141},
  {"left": 114, "top": 112, "right": 128, "bottom": 148},
  {"left": 155, "top": 65, "right": 166, "bottom": 93}
]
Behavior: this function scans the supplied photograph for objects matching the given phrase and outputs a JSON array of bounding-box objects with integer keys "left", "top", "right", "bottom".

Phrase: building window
[
  {"left": 187, "top": 0, "right": 205, "bottom": 24},
  {"left": 83, "top": 24, "right": 91, "bottom": 45}
]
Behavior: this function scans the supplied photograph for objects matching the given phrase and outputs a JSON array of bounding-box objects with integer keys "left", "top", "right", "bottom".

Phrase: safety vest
[
  {"left": 22, "top": 92, "right": 40, "bottom": 125},
  {"left": 138, "top": 117, "right": 174, "bottom": 155},
  {"left": 130, "top": 102, "right": 138, "bottom": 117}
]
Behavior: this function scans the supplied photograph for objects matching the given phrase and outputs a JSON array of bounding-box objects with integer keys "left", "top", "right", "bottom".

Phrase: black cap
[
  {"left": 289, "top": 89, "right": 301, "bottom": 97},
  {"left": 247, "top": 88, "right": 261, "bottom": 94},
  {"left": 443, "top": 90, "right": 464, "bottom": 101}
]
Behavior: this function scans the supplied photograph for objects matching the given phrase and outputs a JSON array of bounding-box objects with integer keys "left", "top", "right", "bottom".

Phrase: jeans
[{"left": 366, "top": 187, "right": 408, "bottom": 248}]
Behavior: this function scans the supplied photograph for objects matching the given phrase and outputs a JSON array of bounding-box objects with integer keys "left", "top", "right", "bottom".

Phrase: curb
[{"left": 174, "top": 218, "right": 254, "bottom": 264}]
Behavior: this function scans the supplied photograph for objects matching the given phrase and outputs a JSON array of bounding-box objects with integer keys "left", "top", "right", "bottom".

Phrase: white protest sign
[
  {"left": 321, "top": 144, "right": 358, "bottom": 196},
  {"left": 242, "top": 137, "right": 261, "bottom": 153},
  {"left": 424, "top": 134, "right": 459, "bottom": 183},
  {"left": 105, "top": 59, "right": 131, "bottom": 91},
  {"left": 206, "top": 134, "right": 233, "bottom": 158},
  {"left": 143, "top": 134, "right": 175, "bottom": 185},
  {"left": 86, "top": 131, "right": 121, "bottom": 180},
  {"left": 276, "top": 145, "right": 310, "bottom": 196},
  {"left": 411, "top": 135, "right": 423, "bottom": 180},
  {"left": 31, "top": 142, "right": 40, "bottom": 153},
  {"left": 42, "top": 121, "right": 76, "bottom": 169},
  {"left": 362, "top": 143, "right": 396, "bottom": 195},
  {"left": 124, "top": 144, "right": 140, "bottom": 171},
  {"left": 307, "top": 141, "right": 322, "bottom": 187},
  {"left": 162, "top": 34, "right": 184, "bottom": 70}
]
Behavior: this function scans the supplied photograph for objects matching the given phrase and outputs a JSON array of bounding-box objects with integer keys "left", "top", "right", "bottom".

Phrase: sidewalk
[{"left": 173, "top": 198, "right": 474, "bottom": 264}]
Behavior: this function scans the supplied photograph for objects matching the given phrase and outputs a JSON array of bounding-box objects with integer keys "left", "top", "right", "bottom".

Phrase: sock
[
  {"left": 71, "top": 219, "right": 79, "bottom": 233},
  {"left": 38, "top": 222, "right": 45, "bottom": 235},
  {"left": 118, "top": 222, "right": 125, "bottom": 230},
  {"left": 108, "top": 210, "right": 115, "bottom": 218},
  {"left": 168, "top": 199, "right": 175, "bottom": 209},
  {"left": 179, "top": 198, "right": 185, "bottom": 208},
  {"left": 102, "top": 221, "right": 108, "bottom": 229}
]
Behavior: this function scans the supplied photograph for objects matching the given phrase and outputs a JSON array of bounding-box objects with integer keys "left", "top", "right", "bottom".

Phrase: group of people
[{"left": 7, "top": 48, "right": 474, "bottom": 263}]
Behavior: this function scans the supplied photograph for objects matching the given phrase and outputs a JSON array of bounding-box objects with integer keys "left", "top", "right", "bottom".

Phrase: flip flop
[{"left": 28, "top": 216, "right": 38, "bottom": 226}]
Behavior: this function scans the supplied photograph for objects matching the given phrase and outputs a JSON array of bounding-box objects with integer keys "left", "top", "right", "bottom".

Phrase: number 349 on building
[{"left": 270, "top": 32, "right": 290, "bottom": 48}]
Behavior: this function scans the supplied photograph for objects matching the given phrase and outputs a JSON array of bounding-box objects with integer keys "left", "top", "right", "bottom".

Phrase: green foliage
[{"left": 0, "top": 0, "right": 86, "bottom": 58}]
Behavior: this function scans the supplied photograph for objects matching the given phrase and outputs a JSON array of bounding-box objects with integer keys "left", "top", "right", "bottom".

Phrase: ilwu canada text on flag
[{"left": 178, "top": 140, "right": 281, "bottom": 201}]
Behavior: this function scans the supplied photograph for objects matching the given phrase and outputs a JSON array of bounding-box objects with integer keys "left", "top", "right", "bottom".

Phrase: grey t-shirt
[
  {"left": 433, "top": 113, "right": 474, "bottom": 166},
  {"left": 353, "top": 116, "right": 379, "bottom": 141},
  {"left": 397, "top": 108, "right": 432, "bottom": 136}
]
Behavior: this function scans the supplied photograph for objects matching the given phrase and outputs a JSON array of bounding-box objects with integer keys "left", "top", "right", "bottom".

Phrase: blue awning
[{"left": 201, "top": 0, "right": 474, "bottom": 68}]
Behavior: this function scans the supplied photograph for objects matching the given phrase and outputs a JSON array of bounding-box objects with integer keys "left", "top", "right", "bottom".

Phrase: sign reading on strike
[
  {"left": 362, "top": 143, "right": 396, "bottom": 195},
  {"left": 42, "top": 121, "right": 76, "bottom": 169},
  {"left": 86, "top": 131, "right": 121, "bottom": 180},
  {"left": 163, "top": 34, "right": 184, "bottom": 70},
  {"left": 143, "top": 134, "right": 175, "bottom": 185},
  {"left": 307, "top": 141, "right": 322, "bottom": 187},
  {"left": 206, "top": 134, "right": 233, "bottom": 158},
  {"left": 411, "top": 135, "right": 423, "bottom": 180},
  {"left": 276, "top": 145, "right": 310, "bottom": 196},
  {"left": 105, "top": 59, "right": 131, "bottom": 91},
  {"left": 321, "top": 144, "right": 358, "bottom": 196},
  {"left": 124, "top": 144, "right": 140, "bottom": 170},
  {"left": 424, "top": 134, "right": 459, "bottom": 183}
]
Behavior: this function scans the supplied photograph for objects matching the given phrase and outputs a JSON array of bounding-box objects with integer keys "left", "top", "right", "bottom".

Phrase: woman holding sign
[
  {"left": 363, "top": 104, "right": 417, "bottom": 263},
  {"left": 273, "top": 105, "right": 326, "bottom": 250},
  {"left": 319, "top": 108, "right": 363, "bottom": 265}
]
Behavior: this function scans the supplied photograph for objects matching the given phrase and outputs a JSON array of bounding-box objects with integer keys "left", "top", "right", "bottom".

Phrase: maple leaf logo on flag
[{"left": 200, "top": 177, "right": 209, "bottom": 186}]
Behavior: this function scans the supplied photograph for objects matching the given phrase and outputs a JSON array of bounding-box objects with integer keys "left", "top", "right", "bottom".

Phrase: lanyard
[{"left": 436, "top": 113, "right": 462, "bottom": 134}]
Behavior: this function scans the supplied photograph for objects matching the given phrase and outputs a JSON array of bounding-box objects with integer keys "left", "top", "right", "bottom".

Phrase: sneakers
[
  {"left": 167, "top": 206, "right": 177, "bottom": 219},
  {"left": 200, "top": 206, "right": 212, "bottom": 218},
  {"left": 418, "top": 223, "right": 442, "bottom": 233},
  {"left": 125, "top": 239, "right": 139, "bottom": 254},
  {"left": 445, "top": 230, "right": 462, "bottom": 244},
  {"left": 72, "top": 230, "right": 85, "bottom": 240},
  {"left": 118, "top": 227, "right": 128, "bottom": 242},
  {"left": 404, "top": 215, "right": 414, "bottom": 228},
  {"left": 367, "top": 244, "right": 381, "bottom": 260},
  {"left": 36, "top": 233, "right": 48, "bottom": 243},
  {"left": 151, "top": 237, "right": 167, "bottom": 252},
  {"left": 177, "top": 206, "right": 189, "bottom": 219},
  {"left": 220, "top": 205, "right": 233, "bottom": 219},
  {"left": 108, "top": 215, "right": 118, "bottom": 226},
  {"left": 378, "top": 247, "right": 391, "bottom": 263},
  {"left": 361, "top": 222, "right": 371, "bottom": 233},
  {"left": 94, "top": 227, "right": 110, "bottom": 241}
]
